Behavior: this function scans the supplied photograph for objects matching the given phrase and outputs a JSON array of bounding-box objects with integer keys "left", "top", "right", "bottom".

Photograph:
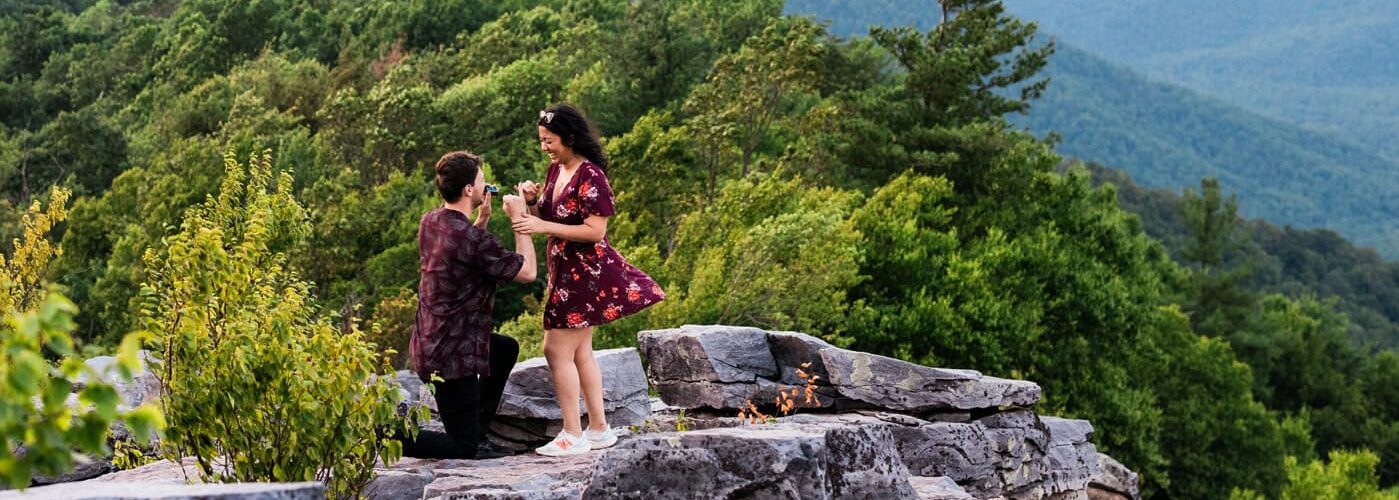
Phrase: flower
[
  {"left": 603, "top": 305, "right": 621, "bottom": 321},
  {"left": 567, "top": 312, "right": 585, "bottom": 327}
]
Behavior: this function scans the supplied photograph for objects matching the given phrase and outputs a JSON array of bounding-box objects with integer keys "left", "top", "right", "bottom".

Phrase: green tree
[
  {"left": 684, "top": 16, "right": 827, "bottom": 193},
  {"left": 870, "top": 0, "right": 1053, "bottom": 127},
  {"left": 647, "top": 172, "right": 866, "bottom": 341},
  {"left": 1282, "top": 450, "right": 1398, "bottom": 500},
  {"left": 1180, "top": 177, "right": 1256, "bottom": 337}
]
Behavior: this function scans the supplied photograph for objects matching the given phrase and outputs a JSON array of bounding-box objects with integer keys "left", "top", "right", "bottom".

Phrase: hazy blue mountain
[
  {"left": 786, "top": 0, "right": 1399, "bottom": 258},
  {"left": 1020, "top": 44, "right": 1399, "bottom": 257}
]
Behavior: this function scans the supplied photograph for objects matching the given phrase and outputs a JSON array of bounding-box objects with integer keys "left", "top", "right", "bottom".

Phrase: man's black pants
[{"left": 398, "top": 333, "right": 519, "bottom": 459}]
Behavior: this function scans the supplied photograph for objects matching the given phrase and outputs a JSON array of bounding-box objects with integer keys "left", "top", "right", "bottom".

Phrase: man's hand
[
  {"left": 475, "top": 192, "right": 492, "bottom": 228},
  {"left": 502, "top": 194, "right": 526, "bottom": 221}
]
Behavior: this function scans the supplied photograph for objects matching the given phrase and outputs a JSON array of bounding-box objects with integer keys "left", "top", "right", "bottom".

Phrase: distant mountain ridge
[
  {"left": 785, "top": 0, "right": 1399, "bottom": 258},
  {"left": 1001, "top": 0, "right": 1399, "bottom": 162},
  {"left": 1018, "top": 44, "right": 1399, "bottom": 257}
]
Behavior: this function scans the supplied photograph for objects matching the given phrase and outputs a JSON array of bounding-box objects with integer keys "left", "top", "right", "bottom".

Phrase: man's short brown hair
[{"left": 435, "top": 151, "right": 481, "bottom": 202}]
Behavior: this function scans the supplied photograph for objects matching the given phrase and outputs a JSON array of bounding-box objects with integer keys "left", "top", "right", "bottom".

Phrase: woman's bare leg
[
  {"left": 573, "top": 327, "right": 608, "bottom": 431},
  {"left": 543, "top": 328, "right": 586, "bottom": 435}
]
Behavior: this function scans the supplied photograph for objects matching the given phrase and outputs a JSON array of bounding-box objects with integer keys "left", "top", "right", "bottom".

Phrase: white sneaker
[
  {"left": 585, "top": 427, "right": 618, "bottom": 449},
  {"left": 535, "top": 430, "right": 591, "bottom": 457}
]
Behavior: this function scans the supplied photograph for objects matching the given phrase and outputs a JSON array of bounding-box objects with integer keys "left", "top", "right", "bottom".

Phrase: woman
[{"left": 511, "top": 104, "right": 664, "bottom": 457}]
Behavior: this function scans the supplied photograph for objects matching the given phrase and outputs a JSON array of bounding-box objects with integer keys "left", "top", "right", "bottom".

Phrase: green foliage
[
  {"left": 1281, "top": 450, "right": 1399, "bottom": 500},
  {"left": 684, "top": 16, "right": 828, "bottom": 183},
  {"left": 1180, "top": 177, "right": 1256, "bottom": 337},
  {"left": 1095, "top": 163, "right": 1399, "bottom": 351},
  {"left": 139, "top": 151, "right": 406, "bottom": 498},
  {"left": 0, "top": 186, "right": 162, "bottom": 490},
  {"left": 1140, "top": 306, "right": 1288, "bottom": 498},
  {"left": 648, "top": 172, "right": 865, "bottom": 338},
  {"left": 366, "top": 287, "right": 416, "bottom": 369},
  {"left": 433, "top": 55, "right": 560, "bottom": 183}
]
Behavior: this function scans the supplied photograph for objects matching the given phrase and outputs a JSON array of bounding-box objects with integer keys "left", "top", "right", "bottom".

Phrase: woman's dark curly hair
[{"left": 538, "top": 103, "right": 608, "bottom": 171}]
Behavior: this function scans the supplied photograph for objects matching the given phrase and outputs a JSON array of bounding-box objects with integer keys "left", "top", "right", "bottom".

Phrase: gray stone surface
[
  {"left": 583, "top": 423, "right": 915, "bottom": 499},
  {"left": 1090, "top": 453, "right": 1140, "bottom": 499},
  {"left": 404, "top": 455, "right": 594, "bottom": 499},
  {"left": 910, "top": 476, "right": 975, "bottom": 500},
  {"left": 1032, "top": 417, "right": 1100, "bottom": 500},
  {"left": 0, "top": 482, "right": 324, "bottom": 500},
  {"left": 365, "top": 469, "right": 434, "bottom": 500},
  {"left": 640, "top": 325, "right": 1040, "bottom": 413},
  {"left": 821, "top": 347, "right": 1041, "bottom": 412},
  {"left": 639, "top": 325, "right": 777, "bottom": 383},
  {"left": 53, "top": 327, "right": 1132, "bottom": 500},
  {"left": 778, "top": 410, "right": 1102, "bottom": 500}
]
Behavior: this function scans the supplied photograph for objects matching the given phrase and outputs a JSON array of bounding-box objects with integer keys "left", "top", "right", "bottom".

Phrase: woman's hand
[
  {"left": 512, "top": 214, "right": 550, "bottom": 235},
  {"left": 515, "top": 180, "right": 540, "bottom": 205}
]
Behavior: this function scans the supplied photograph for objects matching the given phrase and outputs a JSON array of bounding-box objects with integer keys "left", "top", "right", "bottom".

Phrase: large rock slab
[
  {"left": 0, "top": 482, "right": 324, "bottom": 499},
  {"left": 640, "top": 325, "right": 1040, "bottom": 414},
  {"left": 1089, "top": 453, "right": 1140, "bottom": 500},
  {"left": 30, "top": 456, "right": 114, "bottom": 486},
  {"left": 582, "top": 422, "right": 916, "bottom": 499},
  {"left": 1036, "top": 417, "right": 1100, "bottom": 499},
  {"left": 497, "top": 348, "right": 649, "bottom": 423},
  {"left": 779, "top": 410, "right": 1099, "bottom": 500}
]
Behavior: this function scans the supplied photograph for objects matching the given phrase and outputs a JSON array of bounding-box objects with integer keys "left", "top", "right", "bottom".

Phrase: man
[{"left": 403, "top": 150, "right": 535, "bottom": 459}]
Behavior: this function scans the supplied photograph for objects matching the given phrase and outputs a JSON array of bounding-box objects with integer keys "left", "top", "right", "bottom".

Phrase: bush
[{"left": 139, "top": 151, "right": 410, "bottom": 499}]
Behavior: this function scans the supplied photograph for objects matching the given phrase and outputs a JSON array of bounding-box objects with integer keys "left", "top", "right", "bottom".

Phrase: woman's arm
[{"left": 513, "top": 214, "right": 608, "bottom": 243}]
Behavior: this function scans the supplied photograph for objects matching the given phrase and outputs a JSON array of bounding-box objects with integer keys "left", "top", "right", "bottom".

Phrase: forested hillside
[
  {"left": 788, "top": 0, "right": 1399, "bottom": 162},
  {"left": 2, "top": 0, "right": 1396, "bottom": 497},
  {"left": 1021, "top": 44, "right": 1399, "bottom": 257},
  {"left": 1000, "top": 0, "right": 1399, "bottom": 162},
  {"left": 788, "top": 0, "right": 1399, "bottom": 258}
]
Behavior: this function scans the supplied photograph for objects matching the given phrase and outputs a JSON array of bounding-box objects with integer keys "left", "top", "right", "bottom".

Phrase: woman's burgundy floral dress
[{"left": 539, "top": 160, "right": 664, "bottom": 329}]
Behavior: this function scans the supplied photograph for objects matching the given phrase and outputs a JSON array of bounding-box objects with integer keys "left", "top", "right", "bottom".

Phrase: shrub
[
  {"left": 139, "top": 151, "right": 410, "bottom": 498},
  {"left": 0, "top": 188, "right": 162, "bottom": 489}
]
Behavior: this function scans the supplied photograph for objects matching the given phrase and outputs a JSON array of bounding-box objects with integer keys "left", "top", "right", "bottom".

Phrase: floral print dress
[{"left": 539, "top": 160, "right": 664, "bottom": 329}]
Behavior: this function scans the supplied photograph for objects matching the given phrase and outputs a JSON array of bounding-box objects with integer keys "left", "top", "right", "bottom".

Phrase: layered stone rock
[
  {"left": 777, "top": 410, "right": 1101, "bottom": 500},
  {"left": 641, "top": 325, "right": 1040, "bottom": 413},
  {"left": 383, "top": 455, "right": 596, "bottom": 500},
  {"left": 584, "top": 423, "right": 915, "bottom": 499},
  {"left": 1089, "top": 453, "right": 1140, "bottom": 500}
]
